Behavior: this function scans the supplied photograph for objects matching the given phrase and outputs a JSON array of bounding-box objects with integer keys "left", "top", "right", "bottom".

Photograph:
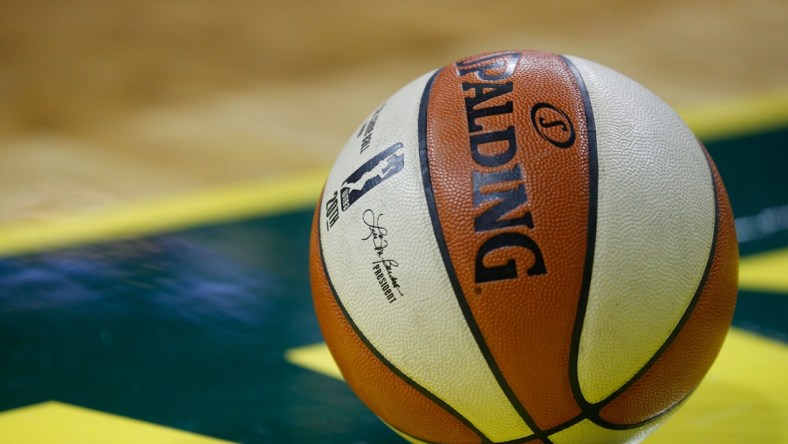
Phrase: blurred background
[
  {"left": 0, "top": 1, "right": 787, "bottom": 443},
  {"left": 1, "top": 0, "right": 786, "bottom": 225}
]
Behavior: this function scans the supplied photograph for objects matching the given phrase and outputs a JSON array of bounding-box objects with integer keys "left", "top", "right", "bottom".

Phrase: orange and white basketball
[{"left": 309, "top": 50, "right": 738, "bottom": 444}]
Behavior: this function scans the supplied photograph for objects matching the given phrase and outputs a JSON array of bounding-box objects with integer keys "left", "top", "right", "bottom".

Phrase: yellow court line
[
  {"left": 0, "top": 169, "right": 327, "bottom": 258},
  {"left": 679, "top": 88, "right": 788, "bottom": 142},
  {"left": 739, "top": 247, "right": 788, "bottom": 294},
  {"left": 285, "top": 327, "right": 788, "bottom": 444},
  {"left": 284, "top": 342, "right": 343, "bottom": 381},
  {"left": 0, "top": 90, "right": 787, "bottom": 257},
  {"left": 0, "top": 401, "right": 233, "bottom": 443}
]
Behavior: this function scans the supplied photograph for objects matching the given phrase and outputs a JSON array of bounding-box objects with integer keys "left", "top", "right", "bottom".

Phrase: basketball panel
[
  {"left": 567, "top": 55, "right": 717, "bottom": 404},
  {"left": 549, "top": 414, "right": 675, "bottom": 444},
  {"left": 316, "top": 70, "right": 532, "bottom": 442},
  {"left": 424, "top": 50, "right": 593, "bottom": 430},
  {"left": 310, "top": 210, "right": 482, "bottom": 444},
  {"left": 598, "top": 146, "right": 738, "bottom": 424}
]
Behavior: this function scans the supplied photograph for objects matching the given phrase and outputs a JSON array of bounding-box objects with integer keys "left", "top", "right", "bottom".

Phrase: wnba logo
[
  {"left": 325, "top": 142, "right": 405, "bottom": 231},
  {"left": 340, "top": 142, "right": 405, "bottom": 211}
]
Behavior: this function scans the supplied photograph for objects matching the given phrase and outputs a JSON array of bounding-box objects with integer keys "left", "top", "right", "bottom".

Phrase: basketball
[{"left": 309, "top": 50, "right": 738, "bottom": 444}]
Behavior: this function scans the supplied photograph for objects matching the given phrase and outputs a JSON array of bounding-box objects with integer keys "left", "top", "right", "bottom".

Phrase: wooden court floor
[
  {"left": 0, "top": 1, "right": 787, "bottom": 443},
  {"left": 0, "top": 0, "right": 787, "bottom": 226}
]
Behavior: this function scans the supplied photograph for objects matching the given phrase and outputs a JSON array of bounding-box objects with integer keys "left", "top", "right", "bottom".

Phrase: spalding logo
[
  {"left": 455, "top": 52, "right": 548, "bottom": 283},
  {"left": 530, "top": 102, "right": 576, "bottom": 148}
]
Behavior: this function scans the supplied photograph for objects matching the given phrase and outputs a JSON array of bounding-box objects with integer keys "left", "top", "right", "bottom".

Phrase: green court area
[{"left": 0, "top": 127, "right": 786, "bottom": 443}]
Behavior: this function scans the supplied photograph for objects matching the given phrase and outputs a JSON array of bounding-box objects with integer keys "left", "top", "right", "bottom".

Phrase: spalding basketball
[{"left": 309, "top": 50, "right": 738, "bottom": 444}]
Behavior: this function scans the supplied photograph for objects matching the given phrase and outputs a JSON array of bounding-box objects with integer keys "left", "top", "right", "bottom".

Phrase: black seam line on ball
[
  {"left": 562, "top": 53, "right": 723, "bottom": 427},
  {"left": 560, "top": 54, "right": 599, "bottom": 415},
  {"left": 534, "top": 390, "right": 687, "bottom": 437},
  {"left": 317, "top": 220, "right": 492, "bottom": 444},
  {"left": 587, "top": 147, "right": 721, "bottom": 428},
  {"left": 538, "top": 413, "right": 586, "bottom": 438},
  {"left": 521, "top": 388, "right": 692, "bottom": 440},
  {"left": 390, "top": 419, "right": 462, "bottom": 444},
  {"left": 494, "top": 433, "right": 554, "bottom": 444},
  {"left": 418, "top": 64, "right": 546, "bottom": 443},
  {"left": 387, "top": 421, "right": 450, "bottom": 444},
  {"left": 587, "top": 387, "right": 698, "bottom": 430}
]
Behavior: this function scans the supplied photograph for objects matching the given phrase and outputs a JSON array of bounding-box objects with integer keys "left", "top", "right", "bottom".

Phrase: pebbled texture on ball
[
  {"left": 310, "top": 206, "right": 481, "bottom": 443},
  {"left": 596, "top": 146, "right": 738, "bottom": 425},
  {"left": 424, "top": 51, "right": 592, "bottom": 431},
  {"left": 565, "top": 56, "right": 721, "bottom": 407},
  {"left": 309, "top": 49, "right": 738, "bottom": 444}
]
